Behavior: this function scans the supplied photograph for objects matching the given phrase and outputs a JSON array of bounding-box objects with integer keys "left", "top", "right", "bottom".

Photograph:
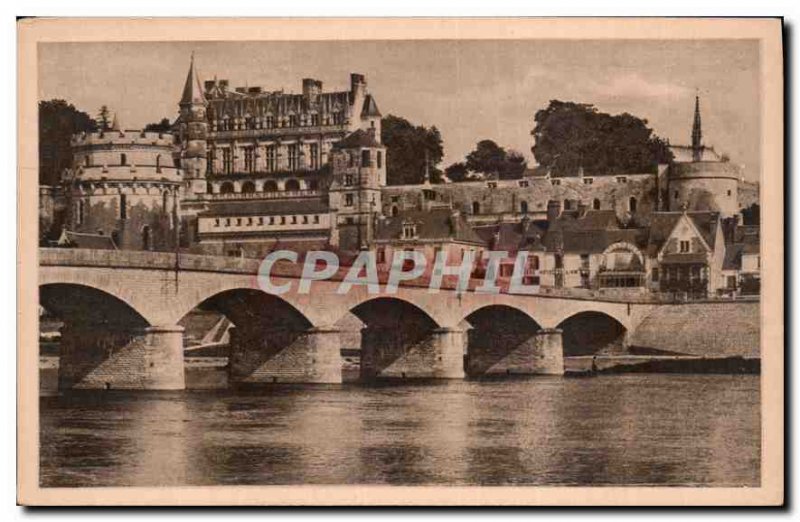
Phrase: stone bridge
[{"left": 39, "top": 248, "right": 660, "bottom": 390}]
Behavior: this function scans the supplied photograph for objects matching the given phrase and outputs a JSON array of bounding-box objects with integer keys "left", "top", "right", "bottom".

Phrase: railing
[
  {"left": 200, "top": 190, "right": 321, "bottom": 201},
  {"left": 209, "top": 124, "right": 348, "bottom": 140},
  {"left": 39, "top": 248, "right": 761, "bottom": 304}
]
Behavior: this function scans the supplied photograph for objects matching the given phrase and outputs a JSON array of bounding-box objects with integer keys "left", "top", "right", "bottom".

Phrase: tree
[
  {"left": 144, "top": 118, "right": 172, "bottom": 133},
  {"left": 462, "top": 140, "right": 528, "bottom": 180},
  {"left": 531, "top": 100, "right": 672, "bottom": 177},
  {"left": 381, "top": 115, "right": 444, "bottom": 185},
  {"left": 39, "top": 99, "right": 97, "bottom": 186},
  {"left": 444, "top": 162, "right": 470, "bottom": 182},
  {"left": 96, "top": 105, "right": 111, "bottom": 131}
]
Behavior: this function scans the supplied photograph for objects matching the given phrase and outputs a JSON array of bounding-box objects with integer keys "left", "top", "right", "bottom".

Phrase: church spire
[
  {"left": 180, "top": 52, "right": 205, "bottom": 106},
  {"left": 691, "top": 90, "right": 703, "bottom": 162}
]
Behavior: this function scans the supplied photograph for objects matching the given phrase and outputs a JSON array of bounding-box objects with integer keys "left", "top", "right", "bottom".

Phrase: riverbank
[{"left": 40, "top": 352, "right": 759, "bottom": 394}]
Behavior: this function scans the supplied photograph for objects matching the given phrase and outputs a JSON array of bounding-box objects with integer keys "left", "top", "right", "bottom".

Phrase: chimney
[
  {"left": 547, "top": 200, "right": 561, "bottom": 224},
  {"left": 350, "top": 73, "right": 366, "bottom": 102},
  {"left": 303, "top": 78, "right": 322, "bottom": 100}
]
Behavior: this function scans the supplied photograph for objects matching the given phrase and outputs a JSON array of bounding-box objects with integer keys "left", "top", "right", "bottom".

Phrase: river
[{"left": 39, "top": 374, "right": 759, "bottom": 487}]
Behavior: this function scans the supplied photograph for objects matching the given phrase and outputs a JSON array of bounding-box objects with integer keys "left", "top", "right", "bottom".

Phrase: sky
[{"left": 39, "top": 39, "right": 761, "bottom": 180}]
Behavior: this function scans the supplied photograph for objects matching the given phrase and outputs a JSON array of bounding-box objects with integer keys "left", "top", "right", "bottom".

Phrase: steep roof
[
  {"left": 361, "top": 94, "right": 381, "bottom": 118},
  {"left": 375, "top": 208, "right": 486, "bottom": 245},
  {"left": 180, "top": 54, "right": 206, "bottom": 106},
  {"left": 333, "top": 128, "right": 382, "bottom": 150},
  {"left": 199, "top": 198, "right": 330, "bottom": 217},
  {"left": 541, "top": 209, "right": 645, "bottom": 254},
  {"left": 646, "top": 211, "right": 720, "bottom": 257}
]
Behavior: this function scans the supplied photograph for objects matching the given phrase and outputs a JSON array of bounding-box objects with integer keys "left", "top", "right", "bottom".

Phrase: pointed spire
[
  {"left": 111, "top": 112, "right": 120, "bottom": 132},
  {"left": 180, "top": 52, "right": 205, "bottom": 106},
  {"left": 691, "top": 89, "right": 703, "bottom": 161}
]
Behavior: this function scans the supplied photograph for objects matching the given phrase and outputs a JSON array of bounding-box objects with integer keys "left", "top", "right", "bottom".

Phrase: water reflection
[{"left": 40, "top": 375, "right": 760, "bottom": 487}]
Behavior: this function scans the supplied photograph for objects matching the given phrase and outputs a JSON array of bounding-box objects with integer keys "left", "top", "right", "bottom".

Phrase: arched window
[
  {"left": 593, "top": 198, "right": 601, "bottom": 210},
  {"left": 472, "top": 201, "right": 480, "bottom": 215},
  {"left": 263, "top": 180, "right": 278, "bottom": 192},
  {"left": 391, "top": 205, "right": 399, "bottom": 217},
  {"left": 156, "top": 155, "right": 162, "bottom": 173},
  {"left": 206, "top": 182, "right": 213, "bottom": 194},
  {"left": 241, "top": 181, "right": 256, "bottom": 194},
  {"left": 563, "top": 199, "right": 571, "bottom": 211},
  {"left": 530, "top": 255, "right": 540, "bottom": 271},
  {"left": 84, "top": 155, "right": 90, "bottom": 167},
  {"left": 162, "top": 190, "right": 169, "bottom": 212},
  {"left": 520, "top": 200, "right": 528, "bottom": 214},
  {"left": 119, "top": 194, "right": 127, "bottom": 220},
  {"left": 120, "top": 153, "right": 127, "bottom": 166},
  {"left": 285, "top": 178, "right": 300, "bottom": 191},
  {"left": 220, "top": 182, "right": 234, "bottom": 194},
  {"left": 629, "top": 196, "right": 638, "bottom": 213}
]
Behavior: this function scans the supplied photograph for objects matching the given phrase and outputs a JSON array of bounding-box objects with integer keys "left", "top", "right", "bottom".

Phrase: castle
[{"left": 42, "top": 57, "right": 758, "bottom": 297}]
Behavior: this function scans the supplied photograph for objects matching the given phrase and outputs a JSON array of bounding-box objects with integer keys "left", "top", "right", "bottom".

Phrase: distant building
[
  {"left": 665, "top": 95, "right": 742, "bottom": 218},
  {"left": 64, "top": 115, "right": 181, "bottom": 251},
  {"left": 373, "top": 208, "right": 486, "bottom": 279},
  {"left": 174, "top": 55, "right": 385, "bottom": 255}
]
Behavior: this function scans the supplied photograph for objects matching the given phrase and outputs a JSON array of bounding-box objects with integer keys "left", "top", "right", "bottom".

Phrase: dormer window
[{"left": 403, "top": 223, "right": 417, "bottom": 239}]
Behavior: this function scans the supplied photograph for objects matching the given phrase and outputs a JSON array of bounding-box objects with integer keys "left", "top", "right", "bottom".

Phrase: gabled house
[{"left": 647, "top": 211, "right": 726, "bottom": 297}]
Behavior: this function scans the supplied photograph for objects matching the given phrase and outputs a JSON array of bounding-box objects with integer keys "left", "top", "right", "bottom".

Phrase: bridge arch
[
  {"left": 350, "top": 297, "right": 446, "bottom": 380},
  {"left": 463, "top": 304, "right": 545, "bottom": 377},
  {"left": 40, "top": 282, "right": 150, "bottom": 328},
  {"left": 556, "top": 310, "right": 628, "bottom": 357}
]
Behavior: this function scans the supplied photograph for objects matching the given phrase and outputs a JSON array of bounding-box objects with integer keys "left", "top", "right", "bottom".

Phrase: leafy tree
[
  {"left": 500, "top": 150, "right": 527, "bottom": 180},
  {"left": 531, "top": 100, "right": 672, "bottom": 177},
  {"left": 39, "top": 99, "right": 97, "bottom": 185},
  {"left": 144, "top": 118, "right": 173, "bottom": 133},
  {"left": 381, "top": 115, "right": 444, "bottom": 185},
  {"left": 97, "top": 105, "right": 111, "bottom": 130},
  {"left": 444, "top": 162, "right": 470, "bottom": 182},
  {"left": 463, "top": 140, "right": 528, "bottom": 180}
]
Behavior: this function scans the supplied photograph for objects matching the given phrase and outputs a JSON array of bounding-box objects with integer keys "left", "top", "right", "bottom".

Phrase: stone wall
[
  {"left": 382, "top": 173, "right": 659, "bottom": 224},
  {"left": 630, "top": 301, "right": 760, "bottom": 358}
]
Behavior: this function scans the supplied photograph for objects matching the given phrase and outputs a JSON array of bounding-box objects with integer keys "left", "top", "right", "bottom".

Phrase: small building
[
  {"left": 646, "top": 210, "right": 726, "bottom": 298},
  {"left": 540, "top": 208, "right": 648, "bottom": 292},
  {"left": 373, "top": 208, "right": 486, "bottom": 277}
]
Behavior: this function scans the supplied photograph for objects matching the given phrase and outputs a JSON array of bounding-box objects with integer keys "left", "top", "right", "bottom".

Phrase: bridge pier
[
  {"left": 58, "top": 324, "right": 185, "bottom": 390},
  {"left": 466, "top": 327, "right": 564, "bottom": 377},
  {"left": 360, "top": 326, "right": 466, "bottom": 381},
  {"left": 228, "top": 325, "right": 343, "bottom": 384}
]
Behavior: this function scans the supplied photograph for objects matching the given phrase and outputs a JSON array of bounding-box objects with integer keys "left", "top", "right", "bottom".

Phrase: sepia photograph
[{"left": 16, "top": 17, "right": 784, "bottom": 506}]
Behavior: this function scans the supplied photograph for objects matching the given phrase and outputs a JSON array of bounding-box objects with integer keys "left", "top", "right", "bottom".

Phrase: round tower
[
  {"left": 667, "top": 93, "right": 742, "bottom": 218},
  {"left": 66, "top": 121, "right": 182, "bottom": 250}
]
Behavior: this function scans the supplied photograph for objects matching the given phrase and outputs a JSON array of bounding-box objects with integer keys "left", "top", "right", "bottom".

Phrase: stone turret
[{"left": 177, "top": 53, "right": 208, "bottom": 195}]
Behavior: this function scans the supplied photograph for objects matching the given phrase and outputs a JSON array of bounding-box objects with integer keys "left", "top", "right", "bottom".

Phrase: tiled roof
[
  {"left": 472, "top": 220, "right": 547, "bottom": 253},
  {"left": 646, "top": 211, "right": 719, "bottom": 257},
  {"left": 375, "top": 208, "right": 486, "bottom": 245},
  {"left": 199, "top": 198, "right": 330, "bottom": 217},
  {"left": 544, "top": 228, "right": 644, "bottom": 254},
  {"left": 549, "top": 209, "right": 621, "bottom": 233},
  {"left": 333, "top": 128, "right": 382, "bottom": 150},
  {"left": 60, "top": 231, "right": 117, "bottom": 250}
]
